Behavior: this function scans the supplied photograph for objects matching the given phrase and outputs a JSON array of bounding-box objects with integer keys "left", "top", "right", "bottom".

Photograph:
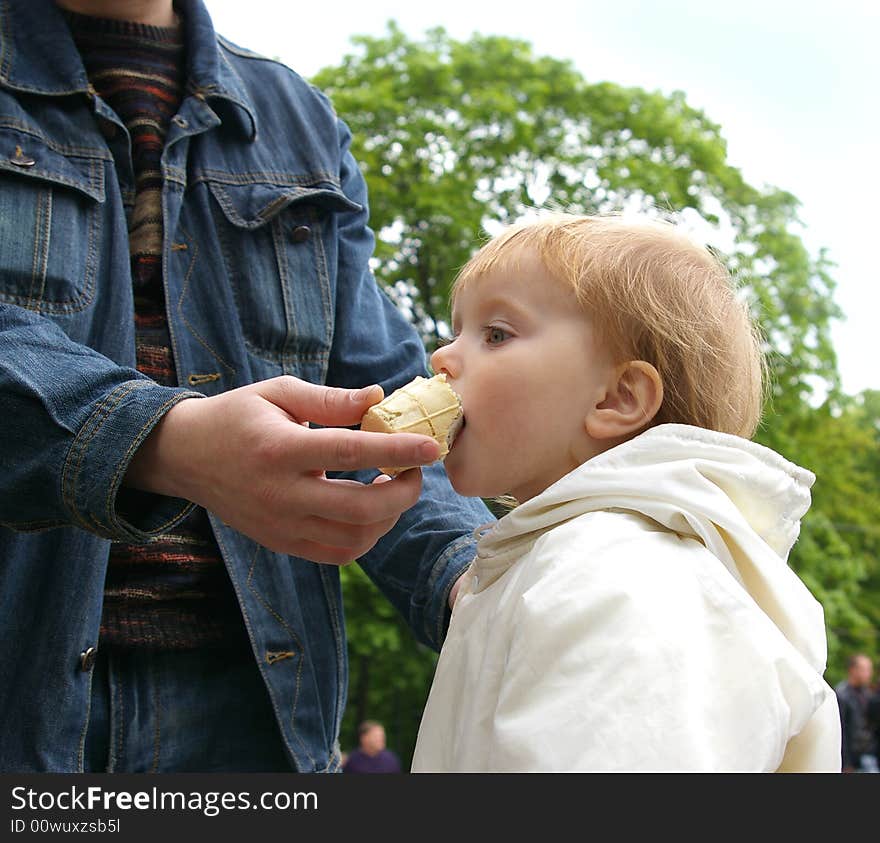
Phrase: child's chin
[{"left": 448, "top": 470, "right": 494, "bottom": 500}]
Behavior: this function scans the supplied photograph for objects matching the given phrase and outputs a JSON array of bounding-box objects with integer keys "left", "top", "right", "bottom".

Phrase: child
[{"left": 411, "top": 214, "right": 841, "bottom": 772}]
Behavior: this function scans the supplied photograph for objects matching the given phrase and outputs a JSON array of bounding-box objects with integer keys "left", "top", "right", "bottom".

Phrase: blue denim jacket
[{"left": 0, "top": 0, "right": 490, "bottom": 772}]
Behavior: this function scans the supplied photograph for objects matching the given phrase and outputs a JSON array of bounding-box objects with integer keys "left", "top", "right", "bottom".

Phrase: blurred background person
[
  {"left": 342, "top": 721, "right": 401, "bottom": 773},
  {"left": 835, "top": 654, "right": 879, "bottom": 772}
]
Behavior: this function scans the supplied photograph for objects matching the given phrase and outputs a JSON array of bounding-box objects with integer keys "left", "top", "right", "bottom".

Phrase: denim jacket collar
[{"left": 0, "top": 0, "right": 257, "bottom": 140}]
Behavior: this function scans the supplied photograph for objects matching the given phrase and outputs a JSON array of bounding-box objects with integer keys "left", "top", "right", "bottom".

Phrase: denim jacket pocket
[
  {"left": 0, "top": 127, "right": 105, "bottom": 314},
  {"left": 207, "top": 178, "right": 360, "bottom": 380}
]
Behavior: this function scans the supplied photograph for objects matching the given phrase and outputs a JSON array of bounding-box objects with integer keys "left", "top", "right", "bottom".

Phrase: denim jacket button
[
  {"left": 172, "top": 115, "right": 188, "bottom": 129},
  {"left": 291, "top": 225, "right": 311, "bottom": 243},
  {"left": 79, "top": 647, "right": 97, "bottom": 672},
  {"left": 10, "top": 147, "right": 35, "bottom": 168}
]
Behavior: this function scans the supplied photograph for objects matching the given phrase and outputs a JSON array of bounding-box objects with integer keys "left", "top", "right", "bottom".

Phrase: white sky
[{"left": 206, "top": 0, "right": 879, "bottom": 395}]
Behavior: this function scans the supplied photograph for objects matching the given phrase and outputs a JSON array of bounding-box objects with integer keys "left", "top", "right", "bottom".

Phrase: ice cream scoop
[{"left": 360, "top": 374, "right": 463, "bottom": 476}]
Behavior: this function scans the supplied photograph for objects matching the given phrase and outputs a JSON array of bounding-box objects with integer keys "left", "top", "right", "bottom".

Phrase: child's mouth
[{"left": 449, "top": 415, "right": 466, "bottom": 450}]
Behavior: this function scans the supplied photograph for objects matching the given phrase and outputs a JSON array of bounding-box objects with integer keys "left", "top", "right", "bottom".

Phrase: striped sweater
[{"left": 65, "top": 9, "right": 247, "bottom": 651}]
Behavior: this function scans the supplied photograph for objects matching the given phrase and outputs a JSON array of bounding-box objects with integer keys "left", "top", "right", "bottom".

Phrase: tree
[
  {"left": 337, "top": 563, "right": 437, "bottom": 765},
  {"left": 756, "top": 390, "right": 880, "bottom": 682},
  {"left": 313, "top": 22, "right": 841, "bottom": 413}
]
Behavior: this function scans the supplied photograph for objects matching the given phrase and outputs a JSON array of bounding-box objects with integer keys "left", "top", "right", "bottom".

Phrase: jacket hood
[{"left": 473, "top": 423, "right": 826, "bottom": 671}]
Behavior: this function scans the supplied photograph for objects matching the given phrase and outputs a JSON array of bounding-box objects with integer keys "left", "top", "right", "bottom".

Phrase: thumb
[{"left": 259, "top": 376, "right": 385, "bottom": 426}]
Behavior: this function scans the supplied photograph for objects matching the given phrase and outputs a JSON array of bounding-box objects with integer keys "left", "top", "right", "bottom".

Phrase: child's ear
[{"left": 585, "top": 361, "right": 663, "bottom": 441}]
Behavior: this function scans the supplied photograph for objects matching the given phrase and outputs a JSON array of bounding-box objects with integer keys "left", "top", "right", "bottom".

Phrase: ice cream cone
[{"left": 360, "top": 374, "right": 463, "bottom": 476}]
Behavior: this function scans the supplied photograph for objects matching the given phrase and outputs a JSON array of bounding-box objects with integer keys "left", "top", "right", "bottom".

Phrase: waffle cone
[{"left": 360, "top": 374, "right": 463, "bottom": 475}]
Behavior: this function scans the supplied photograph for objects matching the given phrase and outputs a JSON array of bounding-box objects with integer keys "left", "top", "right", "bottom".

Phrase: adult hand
[{"left": 124, "top": 376, "right": 441, "bottom": 565}]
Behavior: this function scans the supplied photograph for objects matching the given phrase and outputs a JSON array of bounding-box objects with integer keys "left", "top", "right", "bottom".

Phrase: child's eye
[{"left": 484, "top": 326, "right": 509, "bottom": 345}]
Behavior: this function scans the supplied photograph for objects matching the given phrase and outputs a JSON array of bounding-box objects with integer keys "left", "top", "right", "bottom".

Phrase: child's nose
[{"left": 431, "top": 340, "right": 457, "bottom": 377}]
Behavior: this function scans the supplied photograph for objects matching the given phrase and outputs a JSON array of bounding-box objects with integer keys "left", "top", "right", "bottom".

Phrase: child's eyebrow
[
  {"left": 450, "top": 292, "right": 531, "bottom": 333},
  {"left": 476, "top": 295, "right": 531, "bottom": 321}
]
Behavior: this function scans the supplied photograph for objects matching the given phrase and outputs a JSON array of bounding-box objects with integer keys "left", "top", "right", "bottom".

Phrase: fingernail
[
  {"left": 354, "top": 385, "right": 381, "bottom": 401},
  {"left": 420, "top": 442, "right": 439, "bottom": 461}
]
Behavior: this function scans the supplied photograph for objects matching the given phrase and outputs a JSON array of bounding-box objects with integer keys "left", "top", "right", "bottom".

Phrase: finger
[
  {"left": 306, "top": 469, "right": 423, "bottom": 525},
  {"left": 300, "top": 427, "right": 441, "bottom": 472},
  {"left": 259, "top": 376, "right": 385, "bottom": 427},
  {"left": 295, "top": 512, "right": 401, "bottom": 553},
  {"left": 284, "top": 538, "right": 360, "bottom": 567}
]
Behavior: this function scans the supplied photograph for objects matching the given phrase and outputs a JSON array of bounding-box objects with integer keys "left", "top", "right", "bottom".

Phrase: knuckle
[
  {"left": 276, "top": 374, "right": 299, "bottom": 401},
  {"left": 398, "top": 467, "right": 423, "bottom": 494},
  {"left": 320, "top": 385, "right": 336, "bottom": 416},
  {"left": 350, "top": 522, "right": 377, "bottom": 548},
  {"left": 334, "top": 433, "right": 362, "bottom": 469},
  {"left": 320, "top": 384, "right": 349, "bottom": 416},
  {"left": 251, "top": 429, "right": 287, "bottom": 468},
  {"left": 254, "top": 481, "right": 283, "bottom": 512},
  {"left": 344, "top": 497, "right": 371, "bottom": 525}
]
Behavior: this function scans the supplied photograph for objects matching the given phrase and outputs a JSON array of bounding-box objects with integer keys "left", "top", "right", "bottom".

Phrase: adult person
[
  {"left": 835, "top": 654, "right": 879, "bottom": 773},
  {"left": 342, "top": 721, "right": 401, "bottom": 773},
  {"left": 0, "top": 0, "right": 490, "bottom": 772}
]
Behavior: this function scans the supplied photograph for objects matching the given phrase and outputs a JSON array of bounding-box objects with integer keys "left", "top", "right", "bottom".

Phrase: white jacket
[{"left": 412, "top": 424, "right": 841, "bottom": 772}]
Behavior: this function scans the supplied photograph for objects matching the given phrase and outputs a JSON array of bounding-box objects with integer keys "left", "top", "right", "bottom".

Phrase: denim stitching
[
  {"left": 318, "top": 747, "right": 342, "bottom": 773},
  {"left": 207, "top": 199, "right": 250, "bottom": 350},
  {"left": 193, "top": 169, "right": 342, "bottom": 188},
  {"left": 318, "top": 564, "right": 346, "bottom": 749},
  {"left": 107, "top": 392, "right": 203, "bottom": 536},
  {"left": 207, "top": 183, "right": 351, "bottom": 229},
  {"left": 208, "top": 198, "right": 327, "bottom": 369},
  {"left": 215, "top": 49, "right": 258, "bottom": 141},
  {"left": 208, "top": 194, "right": 333, "bottom": 367},
  {"left": 207, "top": 184, "right": 252, "bottom": 229},
  {"left": 0, "top": 517, "right": 67, "bottom": 530},
  {"left": 24, "top": 186, "right": 40, "bottom": 308},
  {"left": 174, "top": 223, "right": 236, "bottom": 377},
  {"left": 103, "top": 389, "right": 174, "bottom": 530},
  {"left": 270, "top": 215, "right": 296, "bottom": 370},
  {"left": 76, "top": 654, "right": 97, "bottom": 773},
  {"left": 0, "top": 119, "right": 112, "bottom": 160},
  {"left": 24, "top": 187, "right": 47, "bottom": 309},
  {"left": 0, "top": 73, "right": 93, "bottom": 99},
  {"left": 0, "top": 1, "right": 11, "bottom": 81},
  {"left": 245, "top": 549, "right": 314, "bottom": 767},
  {"left": 62, "top": 381, "right": 142, "bottom": 532},
  {"left": 63, "top": 382, "right": 191, "bottom": 537},
  {"left": 217, "top": 34, "right": 276, "bottom": 63},
  {"left": 0, "top": 164, "right": 101, "bottom": 314},
  {"left": 241, "top": 339, "right": 329, "bottom": 364},
  {"left": 163, "top": 221, "right": 190, "bottom": 390},
  {"left": 210, "top": 529, "right": 311, "bottom": 771},
  {"left": 308, "top": 215, "right": 333, "bottom": 382},
  {"left": 0, "top": 160, "right": 104, "bottom": 198}
]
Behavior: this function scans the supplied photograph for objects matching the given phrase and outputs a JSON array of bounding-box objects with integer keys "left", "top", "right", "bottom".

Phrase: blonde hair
[{"left": 453, "top": 214, "right": 766, "bottom": 438}]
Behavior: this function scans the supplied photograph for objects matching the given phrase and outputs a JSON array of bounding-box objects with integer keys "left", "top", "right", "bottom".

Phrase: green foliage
[
  {"left": 338, "top": 564, "right": 437, "bottom": 765},
  {"left": 318, "top": 23, "right": 876, "bottom": 762},
  {"left": 313, "top": 22, "right": 841, "bottom": 413},
  {"left": 756, "top": 390, "right": 880, "bottom": 684}
]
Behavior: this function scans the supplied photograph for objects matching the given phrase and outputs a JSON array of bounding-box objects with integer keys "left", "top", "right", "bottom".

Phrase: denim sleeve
[
  {"left": 0, "top": 304, "right": 200, "bottom": 540},
  {"left": 324, "top": 116, "right": 493, "bottom": 650}
]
